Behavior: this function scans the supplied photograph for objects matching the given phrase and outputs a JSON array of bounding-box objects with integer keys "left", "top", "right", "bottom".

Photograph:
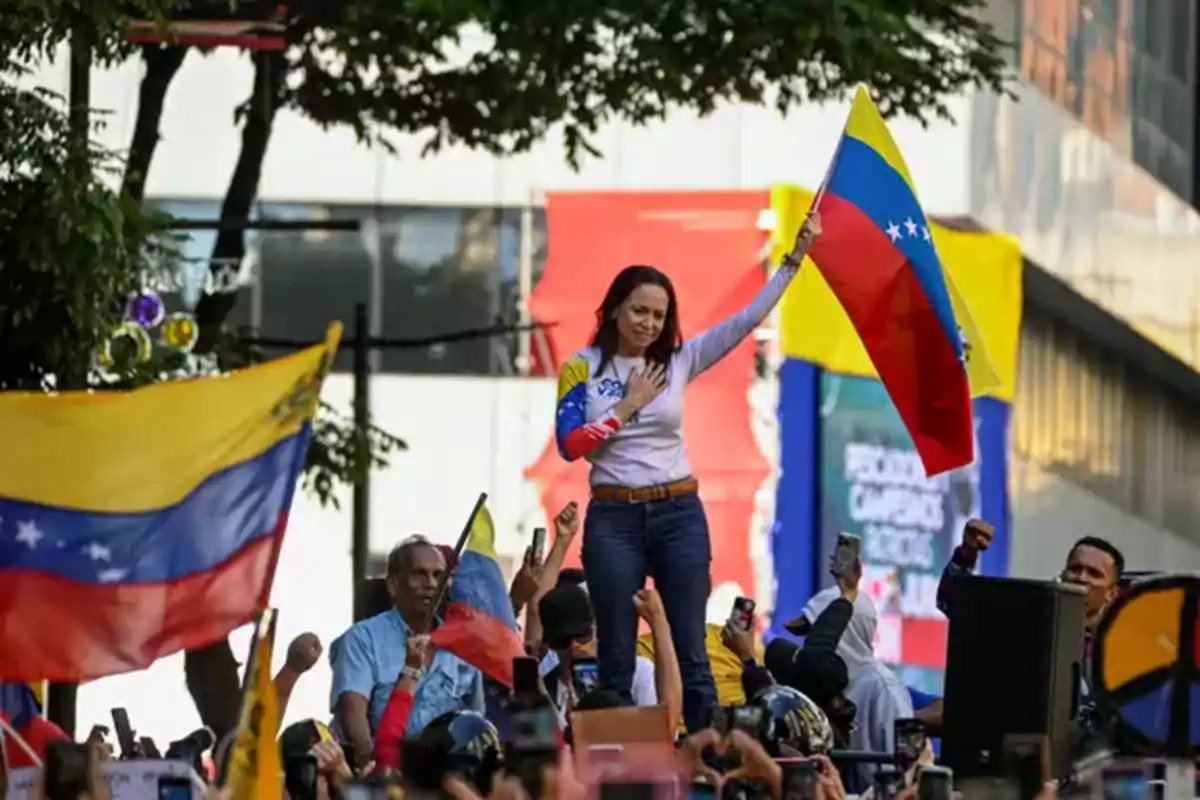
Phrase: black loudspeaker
[{"left": 941, "top": 576, "right": 1087, "bottom": 780}]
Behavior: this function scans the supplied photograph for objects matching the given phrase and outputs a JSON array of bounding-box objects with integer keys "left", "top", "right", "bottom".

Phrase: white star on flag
[
  {"left": 97, "top": 568, "right": 128, "bottom": 583},
  {"left": 921, "top": 226, "right": 931, "bottom": 242},
  {"left": 886, "top": 221, "right": 902, "bottom": 242},
  {"left": 904, "top": 218, "right": 918, "bottom": 237},
  {"left": 16, "top": 520, "right": 43, "bottom": 549},
  {"left": 85, "top": 542, "right": 112, "bottom": 562}
]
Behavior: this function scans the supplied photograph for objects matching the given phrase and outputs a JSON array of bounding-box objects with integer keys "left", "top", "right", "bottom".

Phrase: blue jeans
[{"left": 581, "top": 491, "right": 718, "bottom": 731}]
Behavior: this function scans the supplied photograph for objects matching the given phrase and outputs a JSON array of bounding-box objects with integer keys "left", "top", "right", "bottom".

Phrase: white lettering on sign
[
  {"left": 5, "top": 760, "right": 204, "bottom": 800},
  {"left": 862, "top": 524, "right": 936, "bottom": 570}
]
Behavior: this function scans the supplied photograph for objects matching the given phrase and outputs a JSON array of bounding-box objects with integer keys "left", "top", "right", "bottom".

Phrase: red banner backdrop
[{"left": 525, "top": 190, "right": 772, "bottom": 602}]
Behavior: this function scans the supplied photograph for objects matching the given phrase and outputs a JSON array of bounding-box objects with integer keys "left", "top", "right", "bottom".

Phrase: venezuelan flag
[
  {"left": 222, "top": 609, "right": 282, "bottom": 800},
  {"left": 0, "top": 325, "right": 341, "bottom": 682},
  {"left": 809, "top": 86, "right": 973, "bottom": 475},
  {"left": 429, "top": 501, "right": 525, "bottom": 688}
]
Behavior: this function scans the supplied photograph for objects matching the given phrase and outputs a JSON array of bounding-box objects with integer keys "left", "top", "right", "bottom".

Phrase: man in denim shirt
[{"left": 331, "top": 537, "right": 483, "bottom": 765}]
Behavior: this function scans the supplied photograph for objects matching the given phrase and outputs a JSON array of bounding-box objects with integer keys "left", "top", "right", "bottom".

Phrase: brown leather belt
[{"left": 591, "top": 477, "right": 699, "bottom": 503}]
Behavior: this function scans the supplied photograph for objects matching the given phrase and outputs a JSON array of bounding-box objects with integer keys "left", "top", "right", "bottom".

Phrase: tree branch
[
  {"left": 122, "top": 44, "right": 188, "bottom": 202},
  {"left": 193, "top": 48, "right": 285, "bottom": 352}
]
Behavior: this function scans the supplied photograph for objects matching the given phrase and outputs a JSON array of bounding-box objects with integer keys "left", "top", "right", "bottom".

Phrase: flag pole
[{"left": 426, "top": 492, "right": 488, "bottom": 627}]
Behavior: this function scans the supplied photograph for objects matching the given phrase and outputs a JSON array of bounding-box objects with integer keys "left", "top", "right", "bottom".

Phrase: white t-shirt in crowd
[{"left": 538, "top": 650, "right": 657, "bottom": 727}]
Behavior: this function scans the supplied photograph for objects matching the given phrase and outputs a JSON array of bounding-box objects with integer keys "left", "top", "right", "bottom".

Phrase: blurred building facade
[{"left": 23, "top": 7, "right": 1200, "bottom": 734}]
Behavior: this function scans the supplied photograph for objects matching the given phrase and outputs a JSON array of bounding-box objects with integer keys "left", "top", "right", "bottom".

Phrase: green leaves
[
  {"left": 303, "top": 401, "right": 407, "bottom": 508},
  {"left": 0, "top": 64, "right": 168, "bottom": 391},
  {"left": 272, "top": 0, "right": 1008, "bottom": 167}
]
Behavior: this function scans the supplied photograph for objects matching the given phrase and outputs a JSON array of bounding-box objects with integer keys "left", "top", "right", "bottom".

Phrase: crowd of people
[
  {"left": 0, "top": 500, "right": 1155, "bottom": 800},
  {"left": 1, "top": 215, "right": 1186, "bottom": 800}
]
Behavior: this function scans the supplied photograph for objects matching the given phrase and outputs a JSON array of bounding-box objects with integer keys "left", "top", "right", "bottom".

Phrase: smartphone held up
[
  {"left": 832, "top": 533, "right": 861, "bottom": 580},
  {"left": 530, "top": 527, "right": 547, "bottom": 566},
  {"left": 728, "top": 597, "right": 756, "bottom": 633}
]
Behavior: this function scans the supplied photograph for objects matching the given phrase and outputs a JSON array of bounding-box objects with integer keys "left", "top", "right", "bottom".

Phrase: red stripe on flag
[
  {"left": 430, "top": 602, "right": 526, "bottom": 688},
  {"left": 811, "top": 192, "right": 973, "bottom": 475},
  {"left": 0, "top": 534, "right": 280, "bottom": 682}
]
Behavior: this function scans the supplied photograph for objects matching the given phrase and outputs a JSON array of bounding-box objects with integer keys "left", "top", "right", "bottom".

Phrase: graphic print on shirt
[
  {"left": 596, "top": 377, "right": 625, "bottom": 398},
  {"left": 555, "top": 355, "right": 623, "bottom": 461}
]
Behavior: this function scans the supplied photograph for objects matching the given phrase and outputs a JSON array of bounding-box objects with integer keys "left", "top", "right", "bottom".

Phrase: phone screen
[
  {"left": 157, "top": 777, "right": 193, "bottom": 800},
  {"left": 779, "top": 760, "right": 820, "bottom": 800},
  {"left": 690, "top": 778, "right": 718, "bottom": 799},
  {"left": 571, "top": 658, "right": 600, "bottom": 696},
  {"left": 511, "top": 707, "right": 559, "bottom": 752},
  {"left": 729, "top": 597, "right": 755, "bottom": 632},
  {"left": 917, "top": 767, "right": 953, "bottom": 800},
  {"left": 1102, "top": 769, "right": 1150, "bottom": 800},
  {"left": 894, "top": 718, "right": 926, "bottom": 765},
  {"left": 833, "top": 534, "right": 861, "bottom": 578},
  {"left": 530, "top": 528, "right": 547, "bottom": 565},
  {"left": 512, "top": 656, "right": 540, "bottom": 696}
]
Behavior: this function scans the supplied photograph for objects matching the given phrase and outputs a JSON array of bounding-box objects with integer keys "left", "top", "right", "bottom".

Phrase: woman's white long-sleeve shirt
[{"left": 554, "top": 264, "right": 799, "bottom": 488}]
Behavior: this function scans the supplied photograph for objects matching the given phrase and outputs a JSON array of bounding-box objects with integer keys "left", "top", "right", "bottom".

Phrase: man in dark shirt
[
  {"left": 935, "top": 520, "right": 1125, "bottom": 634},
  {"left": 935, "top": 519, "right": 1126, "bottom": 746}
]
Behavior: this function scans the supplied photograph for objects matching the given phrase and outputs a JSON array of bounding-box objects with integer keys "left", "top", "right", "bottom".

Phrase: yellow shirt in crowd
[{"left": 636, "top": 623, "right": 764, "bottom": 706}]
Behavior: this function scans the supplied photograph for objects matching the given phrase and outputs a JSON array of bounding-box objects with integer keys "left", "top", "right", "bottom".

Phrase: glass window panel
[
  {"left": 378, "top": 207, "right": 496, "bottom": 375},
  {"left": 1167, "top": 0, "right": 1193, "bottom": 81},
  {"left": 257, "top": 203, "right": 371, "bottom": 373}
]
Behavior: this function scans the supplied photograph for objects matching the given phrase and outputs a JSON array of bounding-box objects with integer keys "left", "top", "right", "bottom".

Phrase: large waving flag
[
  {"left": 222, "top": 609, "right": 282, "bottom": 800},
  {"left": 809, "top": 86, "right": 974, "bottom": 475},
  {"left": 430, "top": 498, "right": 525, "bottom": 688},
  {"left": 0, "top": 325, "right": 341, "bottom": 681}
]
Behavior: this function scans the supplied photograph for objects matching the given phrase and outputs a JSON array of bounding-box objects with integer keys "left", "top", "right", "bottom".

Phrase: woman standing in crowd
[{"left": 553, "top": 213, "right": 822, "bottom": 730}]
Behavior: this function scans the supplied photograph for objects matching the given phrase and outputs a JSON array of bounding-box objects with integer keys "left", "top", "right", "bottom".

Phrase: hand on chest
[{"left": 590, "top": 363, "right": 681, "bottom": 425}]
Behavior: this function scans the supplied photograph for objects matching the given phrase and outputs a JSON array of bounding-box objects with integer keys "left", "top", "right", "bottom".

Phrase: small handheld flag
[{"left": 429, "top": 494, "right": 526, "bottom": 687}]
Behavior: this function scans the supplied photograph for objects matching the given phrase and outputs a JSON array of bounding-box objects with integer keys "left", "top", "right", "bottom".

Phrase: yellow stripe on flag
[
  {"left": 29, "top": 681, "right": 46, "bottom": 714},
  {"left": 772, "top": 183, "right": 1022, "bottom": 402},
  {"left": 842, "top": 86, "right": 920, "bottom": 196},
  {"left": 466, "top": 503, "right": 498, "bottom": 561},
  {"left": 0, "top": 322, "right": 342, "bottom": 513}
]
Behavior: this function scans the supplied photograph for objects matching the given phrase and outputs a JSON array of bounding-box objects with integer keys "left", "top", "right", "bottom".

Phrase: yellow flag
[{"left": 223, "top": 610, "right": 282, "bottom": 800}]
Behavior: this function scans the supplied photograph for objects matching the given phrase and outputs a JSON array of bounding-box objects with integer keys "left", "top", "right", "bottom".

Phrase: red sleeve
[{"left": 373, "top": 687, "right": 414, "bottom": 771}]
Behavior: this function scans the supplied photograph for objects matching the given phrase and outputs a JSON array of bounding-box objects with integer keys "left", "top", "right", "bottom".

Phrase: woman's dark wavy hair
[{"left": 589, "top": 265, "right": 682, "bottom": 376}]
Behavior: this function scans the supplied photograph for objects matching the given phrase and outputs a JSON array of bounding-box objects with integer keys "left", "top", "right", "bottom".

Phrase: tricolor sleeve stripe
[{"left": 554, "top": 356, "right": 621, "bottom": 461}]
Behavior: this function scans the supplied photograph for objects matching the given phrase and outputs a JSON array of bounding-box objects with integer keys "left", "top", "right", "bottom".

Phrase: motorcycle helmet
[
  {"left": 752, "top": 684, "right": 835, "bottom": 756},
  {"left": 403, "top": 710, "right": 503, "bottom": 795}
]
